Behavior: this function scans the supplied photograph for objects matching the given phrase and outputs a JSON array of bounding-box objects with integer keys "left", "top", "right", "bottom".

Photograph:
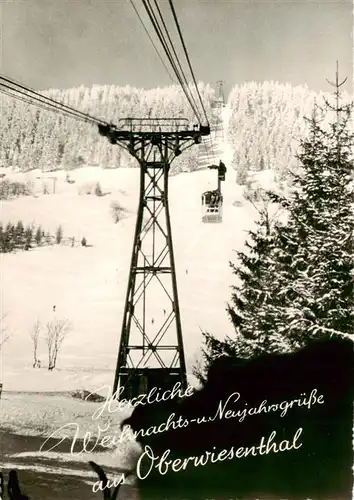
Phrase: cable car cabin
[{"left": 201, "top": 190, "right": 223, "bottom": 223}]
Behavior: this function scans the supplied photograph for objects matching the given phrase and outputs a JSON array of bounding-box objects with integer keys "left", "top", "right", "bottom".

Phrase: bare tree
[
  {"left": 46, "top": 318, "right": 72, "bottom": 370},
  {"left": 29, "top": 319, "right": 41, "bottom": 368}
]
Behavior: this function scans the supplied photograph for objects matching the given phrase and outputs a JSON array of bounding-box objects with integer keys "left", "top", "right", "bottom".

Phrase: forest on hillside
[
  {"left": 226, "top": 81, "right": 344, "bottom": 186},
  {"left": 0, "top": 83, "right": 215, "bottom": 175},
  {"left": 1, "top": 80, "right": 349, "bottom": 183}
]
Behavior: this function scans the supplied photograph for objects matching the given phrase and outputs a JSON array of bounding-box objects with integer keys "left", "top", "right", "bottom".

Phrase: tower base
[{"left": 117, "top": 367, "right": 183, "bottom": 400}]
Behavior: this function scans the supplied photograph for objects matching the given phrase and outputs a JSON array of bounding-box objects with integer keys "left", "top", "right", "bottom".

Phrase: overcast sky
[{"left": 1, "top": 0, "right": 352, "bottom": 95}]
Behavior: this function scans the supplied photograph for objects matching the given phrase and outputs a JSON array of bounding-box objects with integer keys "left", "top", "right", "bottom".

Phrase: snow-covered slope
[{"left": 1, "top": 119, "right": 258, "bottom": 392}]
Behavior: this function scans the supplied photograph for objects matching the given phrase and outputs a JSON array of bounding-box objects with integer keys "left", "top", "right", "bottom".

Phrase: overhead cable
[
  {"left": 0, "top": 82, "right": 92, "bottom": 124},
  {"left": 152, "top": 0, "right": 202, "bottom": 118},
  {"left": 0, "top": 75, "right": 108, "bottom": 126},
  {"left": 140, "top": 0, "right": 203, "bottom": 123},
  {"left": 130, "top": 0, "right": 175, "bottom": 84},
  {"left": 168, "top": 0, "right": 209, "bottom": 125},
  {"left": 0, "top": 86, "right": 77, "bottom": 119}
]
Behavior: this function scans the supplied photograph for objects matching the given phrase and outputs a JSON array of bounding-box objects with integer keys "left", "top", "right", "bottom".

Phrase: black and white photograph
[{"left": 0, "top": 1, "right": 353, "bottom": 499}]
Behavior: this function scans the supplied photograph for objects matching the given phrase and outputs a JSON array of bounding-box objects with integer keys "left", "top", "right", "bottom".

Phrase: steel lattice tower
[
  {"left": 99, "top": 118, "right": 210, "bottom": 399},
  {"left": 211, "top": 80, "right": 225, "bottom": 140}
]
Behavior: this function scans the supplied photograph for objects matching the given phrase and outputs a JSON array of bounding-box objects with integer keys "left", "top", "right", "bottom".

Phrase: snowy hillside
[{"left": 1, "top": 124, "right": 260, "bottom": 393}]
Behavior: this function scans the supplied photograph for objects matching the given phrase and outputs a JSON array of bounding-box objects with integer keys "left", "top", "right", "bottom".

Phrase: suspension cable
[
  {"left": 167, "top": 0, "right": 209, "bottom": 125},
  {"left": 0, "top": 75, "right": 108, "bottom": 126},
  {"left": 148, "top": 0, "right": 203, "bottom": 121},
  {"left": 130, "top": 0, "right": 175, "bottom": 84},
  {"left": 0, "top": 86, "right": 83, "bottom": 121},
  {"left": 141, "top": 0, "right": 202, "bottom": 123},
  {"left": 151, "top": 0, "right": 202, "bottom": 119},
  {"left": 140, "top": 0, "right": 203, "bottom": 124},
  {"left": 1, "top": 1, "right": 211, "bottom": 132},
  {"left": 0, "top": 80, "right": 91, "bottom": 124},
  {"left": 0, "top": 83, "right": 95, "bottom": 125}
]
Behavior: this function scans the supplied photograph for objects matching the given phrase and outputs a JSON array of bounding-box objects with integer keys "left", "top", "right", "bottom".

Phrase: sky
[{"left": 0, "top": 0, "right": 352, "bottom": 95}]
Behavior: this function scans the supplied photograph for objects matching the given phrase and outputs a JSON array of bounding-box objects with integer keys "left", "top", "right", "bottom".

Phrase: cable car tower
[
  {"left": 99, "top": 118, "right": 210, "bottom": 399},
  {"left": 211, "top": 80, "right": 225, "bottom": 140}
]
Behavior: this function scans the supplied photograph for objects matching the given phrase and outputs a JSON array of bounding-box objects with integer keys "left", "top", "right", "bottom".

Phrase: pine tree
[
  {"left": 55, "top": 225, "right": 63, "bottom": 244},
  {"left": 1, "top": 223, "right": 12, "bottom": 252},
  {"left": 24, "top": 225, "right": 33, "bottom": 250},
  {"left": 5, "top": 222, "right": 16, "bottom": 252},
  {"left": 15, "top": 220, "right": 25, "bottom": 248},
  {"left": 199, "top": 70, "right": 354, "bottom": 373},
  {"left": 35, "top": 226, "right": 43, "bottom": 246},
  {"left": 265, "top": 74, "right": 354, "bottom": 346},
  {"left": 199, "top": 207, "right": 283, "bottom": 374},
  {"left": 45, "top": 231, "right": 52, "bottom": 245},
  {"left": 94, "top": 182, "right": 102, "bottom": 196},
  {"left": 236, "top": 156, "right": 251, "bottom": 185}
]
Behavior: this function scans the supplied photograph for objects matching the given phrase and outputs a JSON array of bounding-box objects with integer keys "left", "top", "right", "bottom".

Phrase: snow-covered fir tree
[{"left": 199, "top": 77, "right": 354, "bottom": 373}]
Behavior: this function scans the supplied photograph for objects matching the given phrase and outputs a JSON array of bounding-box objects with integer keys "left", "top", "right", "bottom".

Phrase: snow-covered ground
[
  {"left": 0, "top": 121, "right": 260, "bottom": 394},
  {"left": 0, "top": 115, "right": 266, "bottom": 497}
]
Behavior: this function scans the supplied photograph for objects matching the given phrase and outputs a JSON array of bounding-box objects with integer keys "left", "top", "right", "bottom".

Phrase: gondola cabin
[
  {"left": 201, "top": 160, "right": 226, "bottom": 223},
  {"left": 201, "top": 189, "right": 223, "bottom": 223}
]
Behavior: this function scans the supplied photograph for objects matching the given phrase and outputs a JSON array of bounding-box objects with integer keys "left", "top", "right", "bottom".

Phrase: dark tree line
[
  {"left": 0, "top": 222, "right": 65, "bottom": 252},
  {"left": 0, "top": 179, "right": 32, "bottom": 200}
]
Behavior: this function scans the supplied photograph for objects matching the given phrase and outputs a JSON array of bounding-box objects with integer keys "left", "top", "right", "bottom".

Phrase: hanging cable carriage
[
  {"left": 202, "top": 189, "right": 223, "bottom": 223},
  {"left": 201, "top": 160, "right": 227, "bottom": 223}
]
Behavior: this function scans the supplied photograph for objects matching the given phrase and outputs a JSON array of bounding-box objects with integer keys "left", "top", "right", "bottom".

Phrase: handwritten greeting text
[
  {"left": 39, "top": 388, "right": 324, "bottom": 456},
  {"left": 136, "top": 428, "right": 304, "bottom": 479},
  {"left": 90, "top": 382, "right": 195, "bottom": 420}
]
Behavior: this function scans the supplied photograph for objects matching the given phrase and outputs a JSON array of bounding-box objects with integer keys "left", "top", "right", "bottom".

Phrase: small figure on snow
[{"left": 53, "top": 305, "right": 56, "bottom": 312}]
